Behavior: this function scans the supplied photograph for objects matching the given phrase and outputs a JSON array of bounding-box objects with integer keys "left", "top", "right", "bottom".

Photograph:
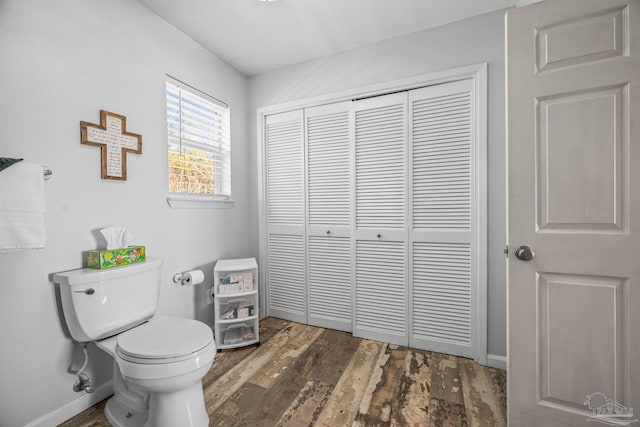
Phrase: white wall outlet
[{"left": 207, "top": 287, "right": 215, "bottom": 305}]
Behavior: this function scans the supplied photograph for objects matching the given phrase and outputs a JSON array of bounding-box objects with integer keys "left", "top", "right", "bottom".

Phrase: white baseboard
[
  {"left": 487, "top": 354, "right": 507, "bottom": 370},
  {"left": 24, "top": 381, "right": 113, "bottom": 427}
]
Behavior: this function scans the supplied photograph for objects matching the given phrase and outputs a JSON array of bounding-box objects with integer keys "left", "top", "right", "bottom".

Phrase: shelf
[
  {"left": 215, "top": 289, "right": 258, "bottom": 299},
  {"left": 216, "top": 315, "right": 258, "bottom": 324},
  {"left": 213, "top": 257, "right": 259, "bottom": 351},
  {"left": 214, "top": 258, "right": 258, "bottom": 272},
  {"left": 217, "top": 338, "right": 259, "bottom": 350}
]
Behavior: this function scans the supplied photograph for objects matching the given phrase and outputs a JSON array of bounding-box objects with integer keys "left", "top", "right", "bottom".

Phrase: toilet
[{"left": 53, "top": 258, "right": 215, "bottom": 427}]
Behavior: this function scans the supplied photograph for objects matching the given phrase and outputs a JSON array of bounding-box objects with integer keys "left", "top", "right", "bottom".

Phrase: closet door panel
[
  {"left": 306, "top": 102, "right": 352, "bottom": 331},
  {"left": 411, "top": 82, "right": 472, "bottom": 230},
  {"left": 266, "top": 112, "right": 305, "bottom": 227},
  {"left": 353, "top": 93, "right": 408, "bottom": 345},
  {"left": 265, "top": 110, "right": 306, "bottom": 323},
  {"left": 409, "top": 79, "right": 475, "bottom": 357},
  {"left": 267, "top": 234, "right": 306, "bottom": 322},
  {"left": 354, "top": 240, "right": 406, "bottom": 344},
  {"left": 412, "top": 242, "right": 472, "bottom": 356},
  {"left": 307, "top": 103, "right": 351, "bottom": 229},
  {"left": 308, "top": 235, "right": 351, "bottom": 330},
  {"left": 354, "top": 95, "right": 406, "bottom": 231}
]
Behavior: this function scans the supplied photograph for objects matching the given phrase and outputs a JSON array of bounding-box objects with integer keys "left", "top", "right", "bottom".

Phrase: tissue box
[{"left": 86, "top": 246, "right": 146, "bottom": 269}]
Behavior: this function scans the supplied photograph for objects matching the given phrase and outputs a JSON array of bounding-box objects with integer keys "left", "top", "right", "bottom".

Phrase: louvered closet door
[
  {"left": 306, "top": 102, "right": 353, "bottom": 332},
  {"left": 353, "top": 92, "right": 408, "bottom": 346},
  {"left": 409, "top": 79, "right": 475, "bottom": 357},
  {"left": 265, "top": 110, "right": 306, "bottom": 323}
]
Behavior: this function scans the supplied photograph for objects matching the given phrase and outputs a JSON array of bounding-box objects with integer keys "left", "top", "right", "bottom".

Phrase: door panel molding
[
  {"left": 535, "top": 5, "right": 628, "bottom": 73},
  {"left": 536, "top": 84, "right": 628, "bottom": 234},
  {"left": 537, "top": 273, "right": 627, "bottom": 414}
]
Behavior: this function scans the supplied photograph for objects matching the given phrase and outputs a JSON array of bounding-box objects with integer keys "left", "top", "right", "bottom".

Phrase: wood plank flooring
[{"left": 61, "top": 318, "right": 506, "bottom": 427}]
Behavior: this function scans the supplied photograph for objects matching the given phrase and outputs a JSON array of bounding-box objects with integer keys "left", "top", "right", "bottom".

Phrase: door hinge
[{"left": 504, "top": 245, "right": 509, "bottom": 258}]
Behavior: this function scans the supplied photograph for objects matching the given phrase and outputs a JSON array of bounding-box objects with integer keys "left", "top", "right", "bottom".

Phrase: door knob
[{"left": 515, "top": 246, "right": 534, "bottom": 261}]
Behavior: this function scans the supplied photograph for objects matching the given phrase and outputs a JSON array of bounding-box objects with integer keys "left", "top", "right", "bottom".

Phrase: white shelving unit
[{"left": 213, "top": 258, "right": 259, "bottom": 350}]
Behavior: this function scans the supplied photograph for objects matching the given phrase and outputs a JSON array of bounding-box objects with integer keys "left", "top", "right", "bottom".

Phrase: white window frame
[{"left": 165, "top": 75, "right": 234, "bottom": 209}]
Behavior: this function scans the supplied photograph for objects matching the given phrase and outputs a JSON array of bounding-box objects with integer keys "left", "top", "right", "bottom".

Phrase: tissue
[
  {"left": 182, "top": 270, "right": 204, "bottom": 286},
  {"left": 87, "top": 227, "right": 144, "bottom": 269},
  {"left": 100, "top": 227, "right": 134, "bottom": 250}
]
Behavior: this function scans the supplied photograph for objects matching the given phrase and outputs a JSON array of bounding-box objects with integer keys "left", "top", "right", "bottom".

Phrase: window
[{"left": 166, "top": 76, "right": 231, "bottom": 201}]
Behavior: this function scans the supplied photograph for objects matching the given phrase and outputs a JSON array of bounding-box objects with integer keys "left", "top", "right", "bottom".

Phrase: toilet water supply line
[{"left": 73, "top": 343, "right": 94, "bottom": 393}]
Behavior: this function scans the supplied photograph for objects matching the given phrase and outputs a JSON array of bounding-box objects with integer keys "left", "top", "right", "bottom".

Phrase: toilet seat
[
  {"left": 117, "top": 316, "right": 213, "bottom": 363},
  {"left": 96, "top": 316, "right": 216, "bottom": 381}
]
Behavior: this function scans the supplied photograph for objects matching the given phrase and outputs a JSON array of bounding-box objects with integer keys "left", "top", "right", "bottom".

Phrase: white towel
[{"left": 0, "top": 162, "right": 46, "bottom": 251}]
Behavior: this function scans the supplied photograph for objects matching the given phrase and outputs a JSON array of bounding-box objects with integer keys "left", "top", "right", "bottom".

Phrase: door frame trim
[{"left": 257, "top": 62, "right": 488, "bottom": 364}]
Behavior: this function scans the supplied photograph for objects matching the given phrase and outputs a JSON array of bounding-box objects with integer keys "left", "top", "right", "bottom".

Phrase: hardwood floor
[{"left": 61, "top": 318, "right": 506, "bottom": 426}]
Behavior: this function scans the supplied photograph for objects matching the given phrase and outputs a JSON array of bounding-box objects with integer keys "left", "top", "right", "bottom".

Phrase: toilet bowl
[
  {"left": 53, "top": 259, "right": 216, "bottom": 427},
  {"left": 96, "top": 316, "right": 215, "bottom": 427}
]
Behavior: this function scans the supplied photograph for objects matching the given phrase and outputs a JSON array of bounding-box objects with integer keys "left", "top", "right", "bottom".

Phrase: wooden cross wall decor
[{"left": 80, "top": 110, "right": 142, "bottom": 181}]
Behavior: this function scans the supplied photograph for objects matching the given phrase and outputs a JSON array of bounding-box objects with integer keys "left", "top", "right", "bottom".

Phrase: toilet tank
[{"left": 53, "top": 258, "right": 163, "bottom": 342}]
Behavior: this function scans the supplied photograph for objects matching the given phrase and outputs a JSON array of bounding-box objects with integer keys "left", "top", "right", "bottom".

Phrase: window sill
[{"left": 166, "top": 195, "right": 235, "bottom": 209}]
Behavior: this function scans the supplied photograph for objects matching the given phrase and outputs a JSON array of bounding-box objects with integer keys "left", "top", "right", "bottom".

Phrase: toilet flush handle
[{"left": 73, "top": 288, "right": 95, "bottom": 295}]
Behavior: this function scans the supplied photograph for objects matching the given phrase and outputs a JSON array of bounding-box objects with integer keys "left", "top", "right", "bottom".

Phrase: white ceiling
[{"left": 137, "top": 0, "right": 516, "bottom": 76}]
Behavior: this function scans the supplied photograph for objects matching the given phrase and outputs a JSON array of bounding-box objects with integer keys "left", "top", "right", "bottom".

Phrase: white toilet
[{"left": 53, "top": 258, "right": 215, "bottom": 427}]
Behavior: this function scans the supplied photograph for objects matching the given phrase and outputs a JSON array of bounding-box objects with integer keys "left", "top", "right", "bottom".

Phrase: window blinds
[{"left": 166, "top": 77, "right": 230, "bottom": 197}]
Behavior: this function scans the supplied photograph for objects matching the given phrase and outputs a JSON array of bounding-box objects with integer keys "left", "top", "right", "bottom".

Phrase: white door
[
  {"left": 408, "top": 79, "right": 477, "bottom": 358},
  {"left": 352, "top": 92, "right": 408, "bottom": 346},
  {"left": 306, "top": 101, "right": 353, "bottom": 332},
  {"left": 507, "top": 0, "right": 640, "bottom": 425},
  {"left": 264, "top": 110, "right": 307, "bottom": 324}
]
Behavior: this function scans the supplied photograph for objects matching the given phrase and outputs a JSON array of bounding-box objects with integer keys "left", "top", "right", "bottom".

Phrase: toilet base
[
  {"left": 105, "top": 396, "right": 147, "bottom": 427},
  {"left": 104, "top": 380, "right": 209, "bottom": 427},
  {"left": 146, "top": 380, "right": 209, "bottom": 427}
]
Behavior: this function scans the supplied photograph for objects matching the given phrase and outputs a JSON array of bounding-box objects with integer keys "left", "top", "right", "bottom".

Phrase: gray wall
[
  {"left": 0, "top": 1, "right": 251, "bottom": 425},
  {"left": 248, "top": 8, "right": 507, "bottom": 359}
]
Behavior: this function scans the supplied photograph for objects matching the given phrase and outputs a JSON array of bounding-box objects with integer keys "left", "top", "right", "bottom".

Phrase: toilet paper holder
[{"left": 172, "top": 269, "right": 204, "bottom": 286}]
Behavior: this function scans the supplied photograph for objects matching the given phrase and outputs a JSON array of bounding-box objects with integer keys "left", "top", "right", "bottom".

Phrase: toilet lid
[{"left": 117, "top": 316, "right": 213, "bottom": 359}]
